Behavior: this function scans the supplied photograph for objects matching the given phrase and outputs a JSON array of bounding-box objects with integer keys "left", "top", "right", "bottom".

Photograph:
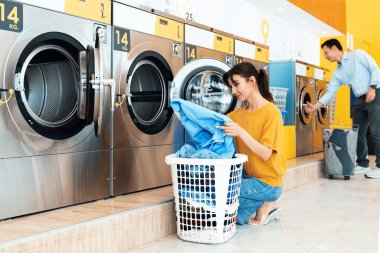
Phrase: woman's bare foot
[{"left": 249, "top": 202, "right": 275, "bottom": 225}]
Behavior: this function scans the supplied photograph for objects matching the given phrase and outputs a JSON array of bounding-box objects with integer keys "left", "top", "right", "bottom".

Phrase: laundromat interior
[{"left": 0, "top": 0, "right": 379, "bottom": 252}]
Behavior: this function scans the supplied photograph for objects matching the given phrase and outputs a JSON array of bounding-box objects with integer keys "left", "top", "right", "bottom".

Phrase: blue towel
[{"left": 171, "top": 98, "right": 235, "bottom": 159}]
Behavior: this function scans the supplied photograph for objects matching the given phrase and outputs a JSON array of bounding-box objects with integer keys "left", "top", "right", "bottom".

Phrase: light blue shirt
[{"left": 319, "top": 49, "right": 380, "bottom": 105}]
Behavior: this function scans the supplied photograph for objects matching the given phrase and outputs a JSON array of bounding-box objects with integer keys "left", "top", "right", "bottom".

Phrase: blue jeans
[{"left": 237, "top": 174, "right": 283, "bottom": 225}]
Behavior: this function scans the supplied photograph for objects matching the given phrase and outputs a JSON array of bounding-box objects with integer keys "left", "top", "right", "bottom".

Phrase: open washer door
[
  {"left": 78, "top": 28, "right": 113, "bottom": 136},
  {"left": 170, "top": 58, "right": 237, "bottom": 114}
]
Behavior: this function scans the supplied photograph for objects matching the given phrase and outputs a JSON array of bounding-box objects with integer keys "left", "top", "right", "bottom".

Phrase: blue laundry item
[
  {"left": 171, "top": 98, "right": 235, "bottom": 159},
  {"left": 178, "top": 178, "right": 239, "bottom": 207},
  {"left": 178, "top": 185, "right": 216, "bottom": 207},
  {"left": 176, "top": 144, "right": 222, "bottom": 159}
]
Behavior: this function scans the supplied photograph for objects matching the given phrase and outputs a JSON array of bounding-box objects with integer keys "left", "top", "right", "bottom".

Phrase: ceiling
[{"left": 245, "top": 0, "right": 344, "bottom": 37}]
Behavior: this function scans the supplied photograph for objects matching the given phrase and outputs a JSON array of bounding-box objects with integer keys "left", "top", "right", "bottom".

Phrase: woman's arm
[{"left": 217, "top": 122, "right": 273, "bottom": 161}]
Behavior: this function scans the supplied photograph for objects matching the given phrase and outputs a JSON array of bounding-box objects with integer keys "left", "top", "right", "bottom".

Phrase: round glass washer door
[
  {"left": 126, "top": 59, "right": 172, "bottom": 135},
  {"left": 298, "top": 85, "right": 315, "bottom": 125},
  {"left": 185, "top": 70, "right": 233, "bottom": 114},
  {"left": 170, "top": 58, "right": 236, "bottom": 115},
  {"left": 317, "top": 89, "right": 329, "bottom": 125}
]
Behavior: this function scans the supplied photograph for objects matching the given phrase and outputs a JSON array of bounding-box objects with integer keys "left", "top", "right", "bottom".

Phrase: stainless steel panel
[
  {"left": 196, "top": 47, "right": 232, "bottom": 66},
  {"left": 314, "top": 80, "right": 330, "bottom": 153},
  {"left": 0, "top": 3, "right": 112, "bottom": 219},
  {"left": 112, "top": 19, "right": 185, "bottom": 195},
  {"left": 0, "top": 151, "right": 110, "bottom": 220},
  {"left": 296, "top": 76, "right": 315, "bottom": 156},
  {"left": 0, "top": 4, "right": 112, "bottom": 158},
  {"left": 234, "top": 57, "right": 268, "bottom": 73},
  {"left": 113, "top": 30, "right": 184, "bottom": 148},
  {"left": 113, "top": 145, "right": 179, "bottom": 195}
]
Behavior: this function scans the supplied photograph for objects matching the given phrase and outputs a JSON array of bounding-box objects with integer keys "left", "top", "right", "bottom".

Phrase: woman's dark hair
[
  {"left": 321, "top": 39, "right": 343, "bottom": 51},
  {"left": 222, "top": 62, "right": 274, "bottom": 103}
]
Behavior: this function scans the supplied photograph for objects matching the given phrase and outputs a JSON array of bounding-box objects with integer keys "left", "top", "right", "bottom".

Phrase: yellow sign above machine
[
  {"left": 306, "top": 65, "right": 314, "bottom": 78},
  {"left": 14, "top": 0, "right": 110, "bottom": 24},
  {"left": 213, "top": 33, "right": 234, "bottom": 55},
  {"left": 323, "top": 69, "right": 331, "bottom": 81},
  {"left": 64, "top": 0, "right": 111, "bottom": 24},
  {"left": 155, "top": 16, "right": 184, "bottom": 42},
  {"left": 255, "top": 46, "right": 269, "bottom": 63}
]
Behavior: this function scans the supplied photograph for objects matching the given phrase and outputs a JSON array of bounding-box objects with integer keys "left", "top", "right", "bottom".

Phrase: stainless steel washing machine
[
  {"left": 112, "top": 2, "right": 185, "bottom": 195},
  {"left": 0, "top": 1, "right": 113, "bottom": 219},
  {"left": 313, "top": 72, "right": 330, "bottom": 153},
  {"left": 169, "top": 21, "right": 239, "bottom": 145},
  {"left": 234, "top": 36, "right": 269, "bottom": 73},
  {"left": 170, "top": 21, "right": 238, "bottom": 114},
  {"left": 295, "top": 69, "right": 315, "bottom": 157}
]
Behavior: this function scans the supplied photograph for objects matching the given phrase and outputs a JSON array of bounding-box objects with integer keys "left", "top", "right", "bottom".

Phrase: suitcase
[{"left": 323, "top": 126, "right": 359, "bottom": 180}]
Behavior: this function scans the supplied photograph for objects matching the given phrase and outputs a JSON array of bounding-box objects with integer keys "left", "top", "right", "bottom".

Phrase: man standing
[{"left": 305, "top": 38, "right": 380, "bottom": 178}]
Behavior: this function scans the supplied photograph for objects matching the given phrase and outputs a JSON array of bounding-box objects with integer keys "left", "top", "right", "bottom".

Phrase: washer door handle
[
  {"left": 94, "top": 26, "right": 115, "bottom": 137},
  {"left": 168, "top": 81, "right": 176, "bottom": 108}
]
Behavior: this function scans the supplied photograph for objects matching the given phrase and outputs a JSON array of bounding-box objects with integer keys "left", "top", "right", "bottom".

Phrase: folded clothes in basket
[{"left": 171, "top": 98, "right": 235, "bottom": 159}]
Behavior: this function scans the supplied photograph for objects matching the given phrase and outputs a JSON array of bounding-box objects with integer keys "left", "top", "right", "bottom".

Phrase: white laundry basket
[
  {"left": 270, "top": 87, "right": 289, "bottom": 111},
  {"left": 165, "top": 154, "right": 248, "bottom": 244}
]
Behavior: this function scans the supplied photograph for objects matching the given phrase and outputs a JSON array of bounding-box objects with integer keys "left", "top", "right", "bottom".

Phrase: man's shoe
[
  {"left": 354, "top": 165, "right": 370, "bottom": 174},
  {"left": 365, "top": 167, "right": 380, "bottom": 179}
]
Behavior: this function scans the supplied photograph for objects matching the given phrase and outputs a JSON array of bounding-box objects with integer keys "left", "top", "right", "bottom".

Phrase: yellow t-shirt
[{"left": 228, "top": 103, "right": 287, "bottom": 187}]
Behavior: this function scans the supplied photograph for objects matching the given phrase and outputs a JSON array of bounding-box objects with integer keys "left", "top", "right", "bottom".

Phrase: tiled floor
[{"left": 127, "top": 161, "right": 380, "bottom": 253}]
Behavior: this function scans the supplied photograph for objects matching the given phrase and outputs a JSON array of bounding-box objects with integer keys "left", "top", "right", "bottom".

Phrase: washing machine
[
  {"left": 295, "top": 63, "right": 315, "bottom": 156},
  {"left": 170, "top": 21, "right": 238, "bottom": 115},
  {"left": 0, "top": 1, "right": 114, "bottom": 219},
  {"left": 169, "top": 21, "right": 239, "bottom": 145},
  {"left": 234, "top": 36, "right": 269, "bottom": 73},
  {"left": 112, "top": 2, "right": 185, "bottom": 195},
  {"left": 313, "top": 68, "right": 330, "bottom": 153}
]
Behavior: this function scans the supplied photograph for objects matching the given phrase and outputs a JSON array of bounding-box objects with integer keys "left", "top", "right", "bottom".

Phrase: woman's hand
[
  {"left": 217, "top": 122, "right": 246, "bottom": 138},
  {"left": 218, "top": 121, "right": 273, "bottom": 161}
]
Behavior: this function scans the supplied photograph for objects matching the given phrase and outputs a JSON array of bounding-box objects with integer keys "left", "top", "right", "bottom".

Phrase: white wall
[{"left": 118, "top": 0, "right": 320, "bottom": 65}]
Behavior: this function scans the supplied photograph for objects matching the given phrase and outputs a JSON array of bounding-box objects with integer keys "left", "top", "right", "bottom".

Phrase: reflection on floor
[{"left": 126, "top": 156, "right": 379, "bottom": 253}]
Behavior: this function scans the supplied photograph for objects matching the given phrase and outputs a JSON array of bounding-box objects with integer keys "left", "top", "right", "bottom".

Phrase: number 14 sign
[{"left": 0, "top": 0, "right": 23, "bottom": 32}]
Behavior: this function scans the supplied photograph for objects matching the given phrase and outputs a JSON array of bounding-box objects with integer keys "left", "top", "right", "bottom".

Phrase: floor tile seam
[{"left": 0, "top": 199, "right": 174, "bottom": 249}]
